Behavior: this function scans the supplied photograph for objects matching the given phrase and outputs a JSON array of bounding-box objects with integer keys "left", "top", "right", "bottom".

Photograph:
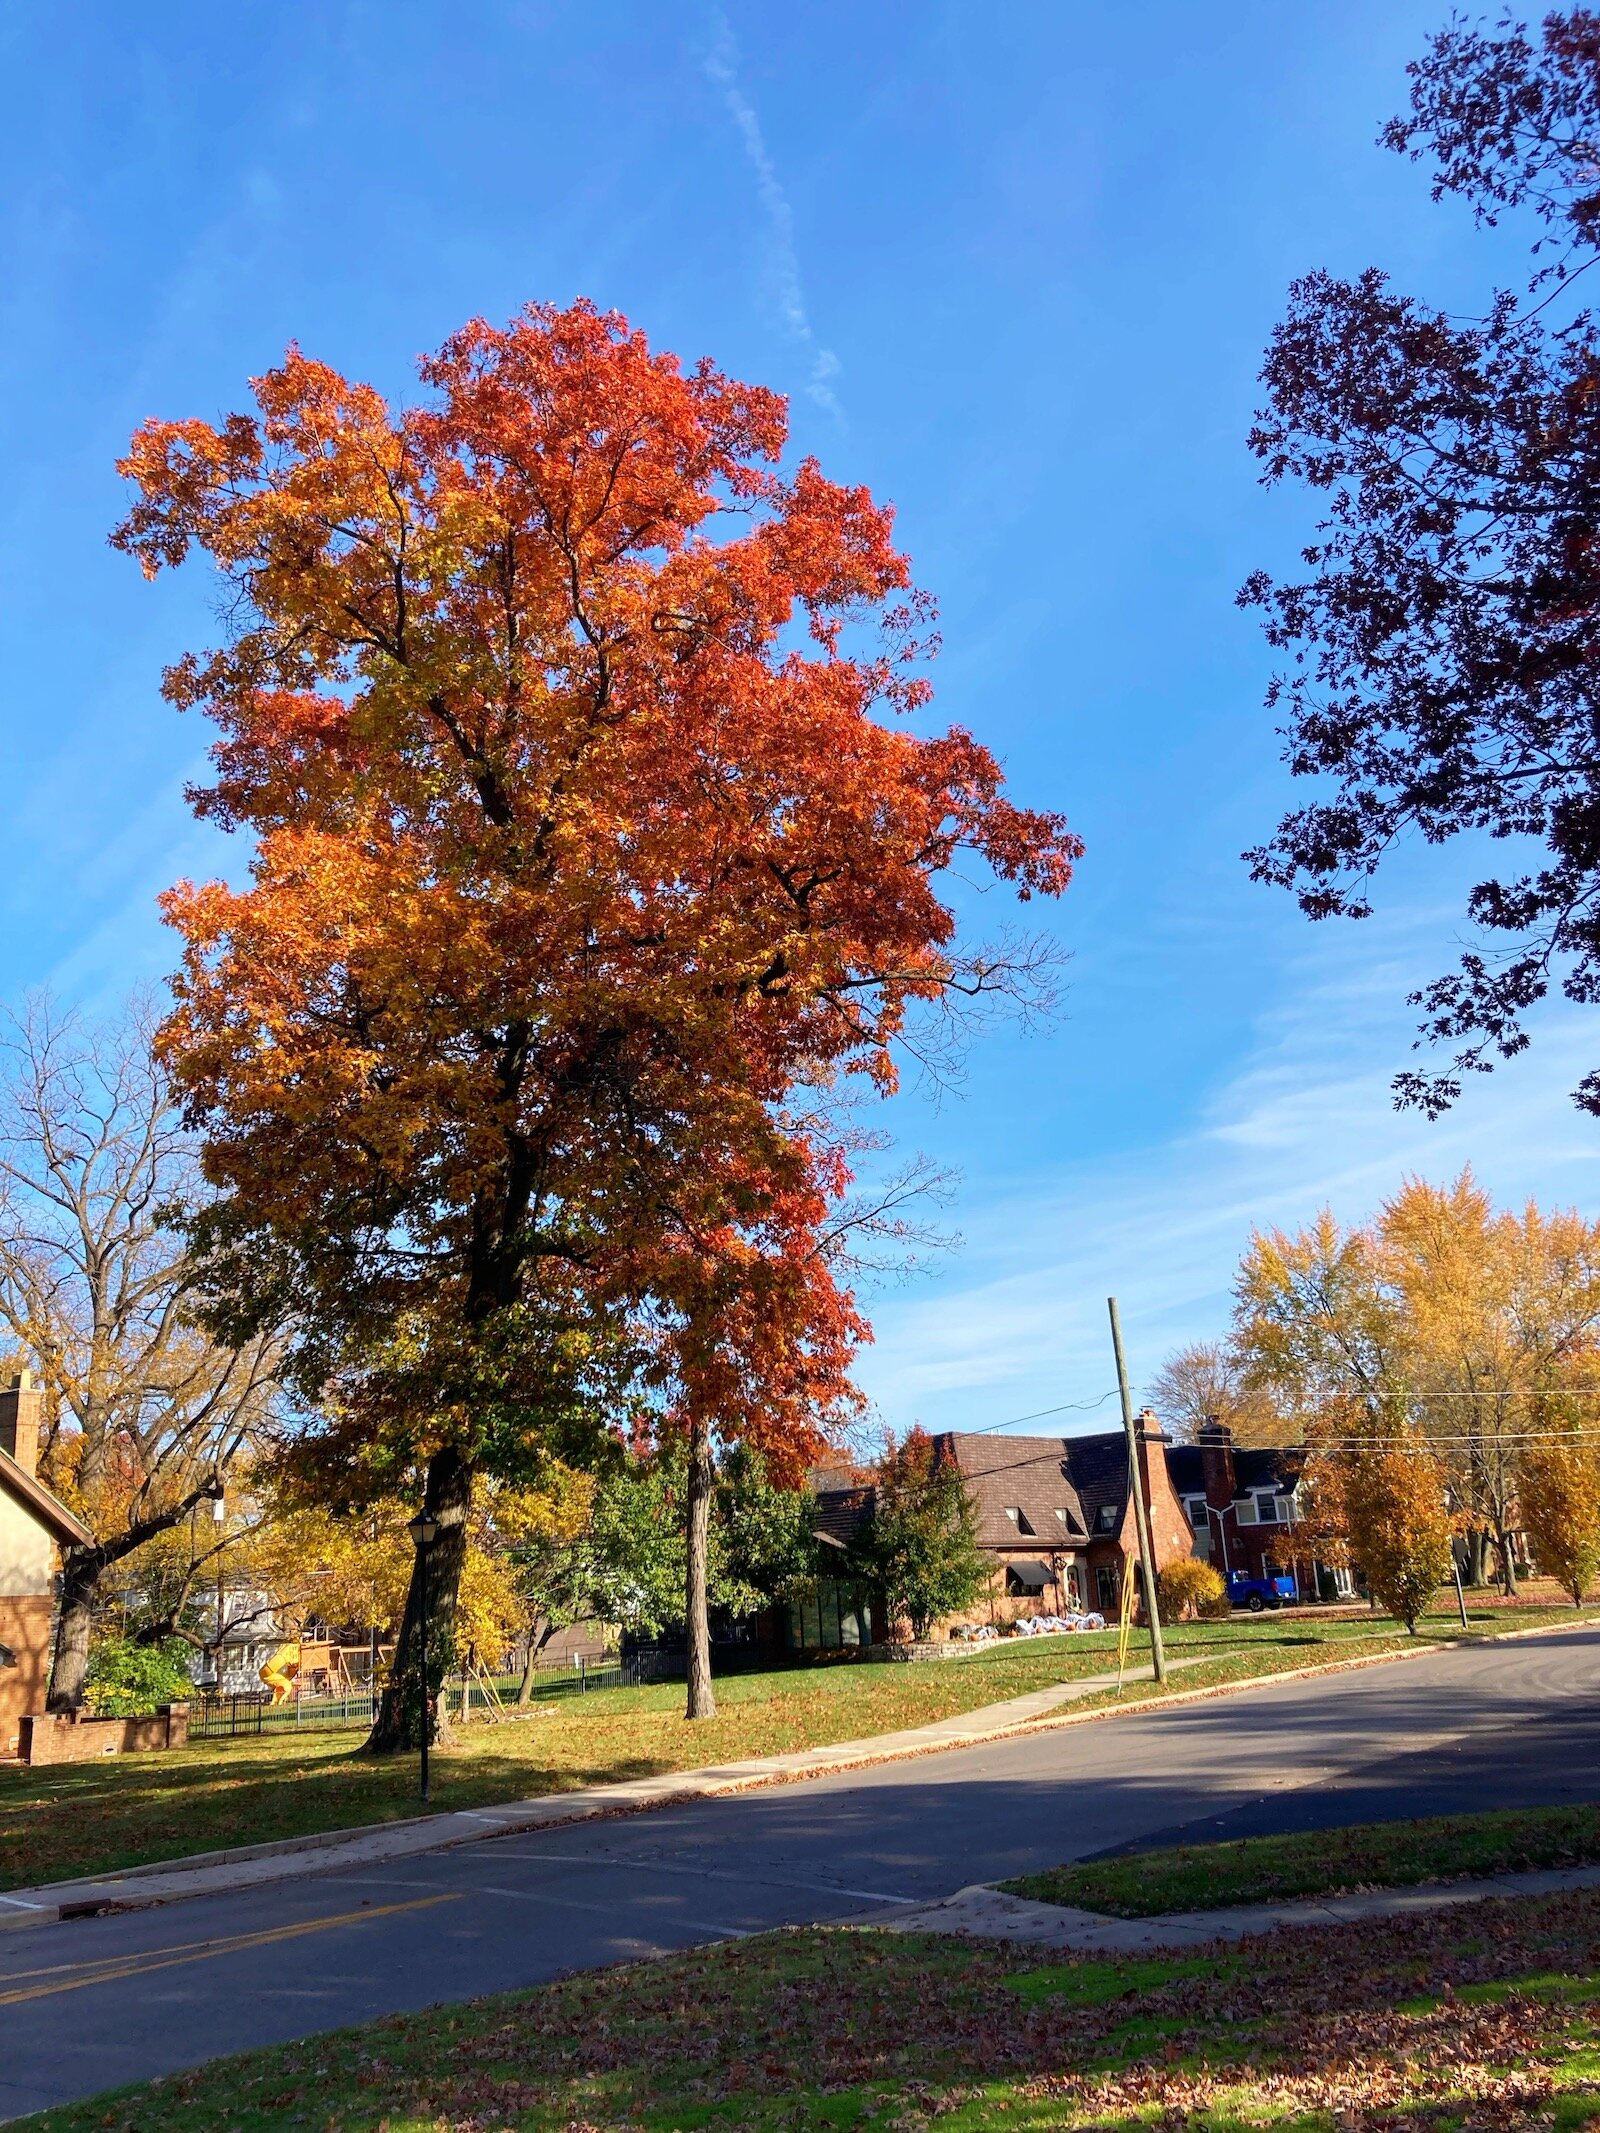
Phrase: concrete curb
[
  {"left": 3, "top": 1614, "right": 1592, "bottom": 1931},
  {"left": 874, "top": 1857, "right": 1600, "bottom": 1953}
]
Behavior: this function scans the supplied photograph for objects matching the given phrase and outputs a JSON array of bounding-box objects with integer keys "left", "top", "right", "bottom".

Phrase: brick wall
[
  {"left": 19, "top": 1703, "right": 190, "bottom": 1766},
  {"left": 0, "top": 1594, "right": 53, "bottom": 1759}
]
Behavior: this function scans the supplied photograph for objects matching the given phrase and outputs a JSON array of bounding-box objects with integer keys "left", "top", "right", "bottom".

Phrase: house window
[
  {"left": 789, "top": 1581, "right": 876, "bottom": 1652},
  {"left": 1254, "top": 1492, "right": 1279, "bottom": 1525},
  {"left": 1235, "top": 1497, "right": 1258, "bottom": 1525},
  {"left": 1054, "top": 1508, "right": 1069, "bottom": 1525},
  {"left": 1095, "top": 1564, "right": 1119, "bottom": 1612},
  {"left": 1015, "top": 1508, "right": 1036, "bottom": 1536},
  {"left": 1004, "top": 1507, "right": 1018, "bottom": 1523},
  {"left": 1005, "top": 1561, "right": 1050, "bottom": 1597},
  {"left": 1183, "top": 1495, "right": 1207, "bottom": 1528},
  {"left": 1094, "top": 1504, "right": 1118, "bottom": 1533}
]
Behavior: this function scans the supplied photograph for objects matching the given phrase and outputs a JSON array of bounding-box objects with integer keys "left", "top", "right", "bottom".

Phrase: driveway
[{"left": 4, "top": 1625, "right": 1597, "bottom": 2121}]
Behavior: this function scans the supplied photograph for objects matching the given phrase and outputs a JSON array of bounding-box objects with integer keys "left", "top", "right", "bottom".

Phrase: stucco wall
[{"left": 0, "top": 1490, "right": 54, "bottom": 1598}]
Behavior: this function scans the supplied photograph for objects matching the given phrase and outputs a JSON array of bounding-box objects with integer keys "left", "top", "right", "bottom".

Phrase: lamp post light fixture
[{"left": 406, "top": 1511, "right": 439, "bottom": 1802}]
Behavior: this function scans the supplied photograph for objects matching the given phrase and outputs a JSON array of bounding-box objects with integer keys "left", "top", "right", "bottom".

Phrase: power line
[{"left": 963, "top": 1389, "right": 1120, "bottom": 1436}]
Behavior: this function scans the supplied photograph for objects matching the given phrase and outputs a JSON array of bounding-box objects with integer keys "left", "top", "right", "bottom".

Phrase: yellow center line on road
[{"left": 0, "top": 1894, "right": 459, "bottom": 2008}]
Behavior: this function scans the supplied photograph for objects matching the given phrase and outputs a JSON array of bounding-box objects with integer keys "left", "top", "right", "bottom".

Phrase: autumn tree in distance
[
  {"left": 1245, "top": 12, "right": 1600, "bottom": 1115},
  {"left": 115, "top": 301, "right": 1078, "bottom": 1734}
]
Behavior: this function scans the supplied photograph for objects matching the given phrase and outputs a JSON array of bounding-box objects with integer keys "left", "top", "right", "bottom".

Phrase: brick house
[
  {"left": 0, "top": 1372, "right": 91, "bottom": 1758},
  {"left": 933, "top": 1419, "right": 1194, "bottom": 1624},
  {"left": 1166, "top": 1420, "right": 1355, "bottom": 1601}
]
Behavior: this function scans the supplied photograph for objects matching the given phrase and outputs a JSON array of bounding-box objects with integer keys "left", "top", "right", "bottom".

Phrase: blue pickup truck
[{"left": 1226, "top": 1570, "right": 1297, "bottom": 1613}]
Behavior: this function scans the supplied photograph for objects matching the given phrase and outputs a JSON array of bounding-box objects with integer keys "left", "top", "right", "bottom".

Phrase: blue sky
[{"left": 3, "top": 2, "right": 1594, "bottom": 1439}]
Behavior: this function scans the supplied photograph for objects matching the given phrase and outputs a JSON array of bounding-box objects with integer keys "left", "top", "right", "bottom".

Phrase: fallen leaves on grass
[{"left": 52, "top": 1890, "right": 1600, "bottom": 2133}]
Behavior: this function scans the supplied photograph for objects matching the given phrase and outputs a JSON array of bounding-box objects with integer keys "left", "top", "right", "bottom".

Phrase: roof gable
[{"left": 0, "top": 1447, "right": 93, "bottom": 1549}]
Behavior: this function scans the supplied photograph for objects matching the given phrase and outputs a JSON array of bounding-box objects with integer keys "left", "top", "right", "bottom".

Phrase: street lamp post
[
  {"left": 212, "top": 1488, "right": 227, "bottom": 1692},
  {"left": 406, "top": 1511, "right": 438, "bottom": 1803}
]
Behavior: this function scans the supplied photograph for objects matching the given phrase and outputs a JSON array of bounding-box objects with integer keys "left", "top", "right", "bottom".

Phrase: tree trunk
[
  {"left": 46, "top": 1550, "right": 105, "bottom": 1713},
  {"left": 684, "top": 1415, "right": 716, "bottom": 1721},
  {"left": 515, "top": 1622, "right": 555, "bottom": 1707},
  {"left": 1495, "top": 1523, "right": 1520, "bottom": 1598},
  {"left": 367, "top": 1445, "right": 473, "bottom": 1754},
  {"left": 1476, "top": 1527, "right": 1501, "bottom": 1595}
]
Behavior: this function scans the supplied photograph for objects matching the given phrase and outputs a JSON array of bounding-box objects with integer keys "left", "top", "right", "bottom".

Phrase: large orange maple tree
[{"left": 116, "top": 301, "right": 1077, "bottom": 1732}]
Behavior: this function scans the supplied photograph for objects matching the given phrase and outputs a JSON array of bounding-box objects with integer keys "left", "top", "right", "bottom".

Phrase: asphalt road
[{"left": 5, "top": 1626, "right": 1600, "bottom": 2121}]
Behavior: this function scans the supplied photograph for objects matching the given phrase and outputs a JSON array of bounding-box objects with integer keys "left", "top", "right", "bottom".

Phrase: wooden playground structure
[
  {"left": 259, "top": 1637, "right": 515, "bottom": 1719},
  {"left": 259, "top": 1638, "right": 391, "bottom": 1704}
]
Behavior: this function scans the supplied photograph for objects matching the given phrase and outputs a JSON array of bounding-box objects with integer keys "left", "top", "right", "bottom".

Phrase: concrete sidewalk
[{"left": 877, "top": 1858, "right": 1600, "bottom": 1952}]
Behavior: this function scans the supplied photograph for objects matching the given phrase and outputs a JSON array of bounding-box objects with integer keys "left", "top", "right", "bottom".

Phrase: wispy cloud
[
  {"left": 705, "top": 17, "right": 841, "bottom": 418},
  {"left": 853, "top": 906, "right": 1600, "bottom": 1439}
]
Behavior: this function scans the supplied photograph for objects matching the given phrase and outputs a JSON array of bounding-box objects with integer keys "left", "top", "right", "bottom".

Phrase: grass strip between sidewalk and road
[
  {"left": 22, "top": 1881, "right": 1600, "bottom": 2130},
  {"left": 1004, "top": 1800, "right": 1600, "bottom": 1917},
  {"left": 4, "top": 1598, "right": 1597, "bottom": 1897}
]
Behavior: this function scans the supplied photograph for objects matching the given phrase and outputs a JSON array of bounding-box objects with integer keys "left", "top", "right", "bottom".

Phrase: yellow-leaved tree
[
  {"left": 1340, "top": 1431, "right": 1455, "bottom": 1632},
  {"left": 1233, "top": 1173, "right": 1600, "bottom": 1595},
  {"left": 1519, "top": 1423, "right": 1600, "bottom": 1606}
]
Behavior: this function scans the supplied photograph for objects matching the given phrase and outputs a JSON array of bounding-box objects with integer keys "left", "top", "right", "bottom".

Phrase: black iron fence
[
  {"left": 190, "top": 1688, "right": 379, "bottom": 1738},
  {"left": 618, "top": 1642, "right": 778, "bottom": 1686},
  {"left": 189, "top": 1691, "right": 271, "bottom": 1739}
]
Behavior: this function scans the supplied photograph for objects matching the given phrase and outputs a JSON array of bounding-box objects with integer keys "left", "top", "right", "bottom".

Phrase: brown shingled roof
[{"left": 933, "top": 1432, "right": 1099, "bottom": 1549}]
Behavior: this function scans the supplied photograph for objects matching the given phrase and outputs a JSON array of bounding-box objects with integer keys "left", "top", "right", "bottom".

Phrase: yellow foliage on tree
[
  {"left": 1340, "top": 1433, "right": 1455, "bottom": 1632},
  {"left": 240, "top": 1498, "right": 410, "bottom": 1642},
  {"left": 1233, "top": 1171, "right": 1600, "bottom": 1594},
  {"left": 1519, "top": 1430, "right": 1600, "bottom": 1606}
]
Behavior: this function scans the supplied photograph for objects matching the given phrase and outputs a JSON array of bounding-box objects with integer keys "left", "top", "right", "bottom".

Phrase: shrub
[
  {"left": 1157, "top": 1557, "right": 1227, "bottom": 1621},
  {"left": 82, "top": 1636, "right": 193, "bottom": 1717}
]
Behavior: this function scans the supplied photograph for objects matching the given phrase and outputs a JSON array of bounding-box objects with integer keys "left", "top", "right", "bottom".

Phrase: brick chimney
[
  {"left": 1133, "top": 1407, "right": 1167, "bottom": 1505},
  {"left": 1196, "top": 1417, "right": 1236, "bottom": 1513},
  {"left": 0, "top": 1369, "right": 42, "bottom": 1478}
]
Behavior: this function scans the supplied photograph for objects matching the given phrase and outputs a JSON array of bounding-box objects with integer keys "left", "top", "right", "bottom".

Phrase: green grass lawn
[
  {"left": 2, "top": 1598, "right": 1591, "bottom": 1896},
  {"left": 23, "top": 1881, "right": 1600, "bottom": 2130},
  {"left": 1006, "top": 1800, "right": 1600, "bottom": 1916}
]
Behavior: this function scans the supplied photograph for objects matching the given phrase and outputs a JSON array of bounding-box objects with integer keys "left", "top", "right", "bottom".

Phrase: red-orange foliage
[{"left": 115, "top": 302, "right": 1078, "bottom": 1724}]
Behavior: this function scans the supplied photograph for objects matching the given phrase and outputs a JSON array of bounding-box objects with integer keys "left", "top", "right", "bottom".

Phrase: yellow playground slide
[{"left": 260, "top": 1642, "right": 300, "bottom": 1705}]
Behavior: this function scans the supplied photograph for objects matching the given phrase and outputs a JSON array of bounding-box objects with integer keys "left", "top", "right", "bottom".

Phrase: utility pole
[
  {"left": 212, "top": 1489, "right": 227, "bottom": 1692},
  {"left": 1108, "top": 1296, "right": 1167, "bottom": 1683}
]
